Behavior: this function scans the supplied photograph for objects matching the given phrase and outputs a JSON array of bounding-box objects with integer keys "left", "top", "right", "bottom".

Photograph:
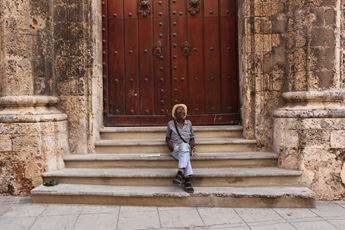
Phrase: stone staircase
[{"left": 31, "top": 126, "right": 315, "bottom": 208}]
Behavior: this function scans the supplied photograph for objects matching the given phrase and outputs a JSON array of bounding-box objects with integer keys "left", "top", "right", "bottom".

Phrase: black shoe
[
  {"left": 184, "top": 177, "right": 194, "bottom": 193},
  {"left": 173, "top": 170, "right": 184, "bottom": 185}
]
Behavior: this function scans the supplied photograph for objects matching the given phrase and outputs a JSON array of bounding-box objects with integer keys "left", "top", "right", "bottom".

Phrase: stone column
[
  {"left": 0, "top": 0, "right": 69, "bottom": 195},
  {"left": 273, "top": 1, "right": 345, "bottom": 199}
]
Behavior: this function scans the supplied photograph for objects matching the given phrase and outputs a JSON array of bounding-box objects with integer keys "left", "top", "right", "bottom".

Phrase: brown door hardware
[
  {"left": 138, "top": 0, "right": 151, "bottom": 17},
  {"left": 188, "top": 0, "right": 201, "bottom": 16},
  {"left": 153, "top": 41, "right": 163, "bottom": 58},
  {"left": 181, "top": 41, "right": 191, "bottom": 57}
]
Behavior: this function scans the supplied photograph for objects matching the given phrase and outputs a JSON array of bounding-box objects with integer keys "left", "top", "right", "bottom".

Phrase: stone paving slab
[
  {"left": 30, "top": 215, "right": 78, "bottom": 230},
  {"left": 0, "top": 197, "right": 344, "bottom": 230}
]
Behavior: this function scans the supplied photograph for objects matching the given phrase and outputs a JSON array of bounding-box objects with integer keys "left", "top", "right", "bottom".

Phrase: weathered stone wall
[
  {"left": 0, "top": 0, "right": 69, "bottom": 195},
  {"left": 53, "top": 0, "right": 102, "bottom": 154},
  {"left": 240, "top": 0, "right": 345, "bottom": 199},
  {"left": 273, "top": 0, "right": 345, "bottom": 200},
  {"left": 240, "top": 0, "right": 287, "bottom": 150},
  {"left": 1, "top": 0, "right": 34, "bottom": 96}
]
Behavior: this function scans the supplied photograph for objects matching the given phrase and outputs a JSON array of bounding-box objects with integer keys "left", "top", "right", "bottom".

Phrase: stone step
[
  {"left": 31, "top": 184, "right": 316, "bottom": 208},
  {"left": 95, "top": 138, "right": 257, "bottom": 153},
  {"left": 100, "top": 125, "right": 243, "bottom": 140},
  {"left": 42, "top": 167, "right": 301, "bottom": 187},
  {"left": 64, "top": 152, "right": 278, "bottom": 168}
]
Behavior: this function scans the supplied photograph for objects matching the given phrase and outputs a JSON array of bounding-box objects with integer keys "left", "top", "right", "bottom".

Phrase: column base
[
  {"left": 0, "top": 96, "right": 69, "bottom": 195},
  {"left": 273, "top": 91, "right": 345, "bottom": 200}
]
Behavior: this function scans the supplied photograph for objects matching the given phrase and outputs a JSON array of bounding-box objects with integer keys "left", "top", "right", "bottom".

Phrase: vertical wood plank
[
  {"left": 108, "top": 18, "right": 125, "bottom": 115},
  {"left": 171, "top": 0, "right": 188, "bottom": 106},
  {"left": 107, "top": 0, "right": 125, "bottom": 115},
  {"left": 220, "top": 0, "right": 238, "bottom": 113},
  {"left": 124, "top": 1, "right": 139, "bottom": 115},
  {"left": 187, "top": 0, "right": 205, "bottom": 114},
  {"left": 102, "top": 0, "right": 109, "bottom": 116},
  {"left": 153, "top": 0, "right": 171, "bottom": 115},
  {"left": 203, "top": 0, "right": 221, "bottom": 113},
  {"left": 138, "top": 3, "right": 154, "bottom": 115},
  {"left": 107, "top": 0, "right": 124, "bottom": 19}
]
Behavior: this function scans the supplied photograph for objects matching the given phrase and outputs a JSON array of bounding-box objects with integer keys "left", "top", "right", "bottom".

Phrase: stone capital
[
  {"left": 274, "top": 90, "right": 345, "bottom": 118},
  {"left": 0, "top": 96, "right": 67, "bottom": 123}
]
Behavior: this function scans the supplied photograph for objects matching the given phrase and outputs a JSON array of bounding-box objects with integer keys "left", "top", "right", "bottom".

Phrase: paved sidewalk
[{"left": 0, "top": 197, "right": 345, "bottom": 230}]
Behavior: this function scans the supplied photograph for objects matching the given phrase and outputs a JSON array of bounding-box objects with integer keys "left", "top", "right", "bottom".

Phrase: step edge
[
  {"left": 42, "top": 170, "right": 303, "bottom": 178},
  {"left": 95, "top": 139, "right": 257, "bottom": 146},
  {"left": 64, "top": 152, "right": 278, "bottom": 161},
  {"left": 31, "top": 184, "right": 315, "bottom": 199},
  {"left": 100, "top": 125, "right": 244, "bottom": 133}
]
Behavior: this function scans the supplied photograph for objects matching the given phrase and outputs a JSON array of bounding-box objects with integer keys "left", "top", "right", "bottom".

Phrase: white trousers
[{"left": 170, "top": 143, "right": 193, "bottom": 177}]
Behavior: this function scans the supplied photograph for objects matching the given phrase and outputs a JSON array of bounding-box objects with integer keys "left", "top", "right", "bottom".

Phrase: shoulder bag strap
[{"left": 174, "top": 120, "right": 188, "bottom": 143}]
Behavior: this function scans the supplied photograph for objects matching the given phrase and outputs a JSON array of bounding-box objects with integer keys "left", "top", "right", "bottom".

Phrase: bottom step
[{"left": 32, "top": 184, "right": 315, "bottom": 208}]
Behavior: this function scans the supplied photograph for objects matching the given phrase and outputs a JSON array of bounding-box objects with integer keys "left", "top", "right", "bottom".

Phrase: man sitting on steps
[{"left": 165, "top": 104, "right": 195, "bottom": 193}]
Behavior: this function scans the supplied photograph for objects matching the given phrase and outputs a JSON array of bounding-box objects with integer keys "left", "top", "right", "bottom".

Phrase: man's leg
[
  {"left": 178, "top": 144, "right": 194, "bottom": 193},
  {"left": 174, "top": 149, "right": 194, "bottom": 192},
  {"left": 171, "top": 146, "right": 184, "bottom": 184},
  {"left": 184, "top": 156, "right": 193, "bottom": 177},
  {"left": 171, "top": 143, "right": 191, "bottom": 184}
]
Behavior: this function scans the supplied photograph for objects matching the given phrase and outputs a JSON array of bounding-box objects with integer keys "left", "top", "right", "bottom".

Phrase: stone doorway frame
[
  {"left": 89, "top": 0, "right": 256, "bottom": 142},
  {"left": 87, "top": 0, "right": 287, "bottom": 152}
]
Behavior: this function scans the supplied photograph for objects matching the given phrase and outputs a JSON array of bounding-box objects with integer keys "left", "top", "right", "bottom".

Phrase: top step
[{"left": 100, "top": 125, "right": 243, "bottom": 140}]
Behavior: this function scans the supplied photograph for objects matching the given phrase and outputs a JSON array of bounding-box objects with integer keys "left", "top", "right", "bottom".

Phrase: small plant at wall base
[{"left": 43, "top": 179, "right": 59, "bottom": 187}]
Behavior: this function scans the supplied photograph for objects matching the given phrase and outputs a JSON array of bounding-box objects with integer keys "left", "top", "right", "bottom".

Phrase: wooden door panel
[
  {"left": 107, "top": 1, "right": 124, "bottom": 18},
  {"left": 124, "top": 17, "right": 139, "bottom": 115},
  {"left": 138, "top": 17, "right": 155, "bottom": 115},
  {"left": 204, "top": 0, "right": 219, "bottom": 16},
  {"left": 103, "top": 0, "right": 240, "bottom": 126},
  {"left": 124, "top": 0, "right": 138, "bottom": 18},
  {"left": 220, "top": 13, "right": 238, "bottom": 113},
  {"left": 108, "top": 19, "right": 125, "bottom": 115},
  {"left": 170, "top": 0, "right": 188, "bottom": 105},
  {"left": 204, "top": 15, "right": 221, "bottom": 113},
  {"left": 153, "top": 0, "right": 171, "bottom": 115},
  {"left": 187, "top": 6, "right": 205, "bottom": 115}
]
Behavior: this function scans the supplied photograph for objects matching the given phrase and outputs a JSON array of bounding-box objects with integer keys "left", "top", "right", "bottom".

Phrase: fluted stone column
[
  {"left": 273, "top": 1, "right": 345, "bottom": 199},
  {"left": 0, "top": 0, "right": 69, "bottom": 195}
]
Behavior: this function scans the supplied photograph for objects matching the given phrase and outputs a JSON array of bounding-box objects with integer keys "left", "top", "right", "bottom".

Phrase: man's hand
[
  {"left": 189, "top": 138, "right": 195, "bottom": 150},
  {"left": 168, "top": 141, "right": 174, "bottom": 151},
  {"left": 166, "top": 137, "right": 174, "bottom": 151}
]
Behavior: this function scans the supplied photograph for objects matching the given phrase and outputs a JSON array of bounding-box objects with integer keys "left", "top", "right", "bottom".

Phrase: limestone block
[
  {"left": 278, "top": 148, "right": 301, "bottom": 170},
  {"left": 300, "top": 129, "right": 331, "bottom": 149},
  {"left": 273, "top": 118, "right": 300, "bottom": 154},
  {"left": 330, "top": 131, "right": 345, "bottom": 148},
  {"left": 301, "top": 119, "right": 345, "bottom": 130},
  {"left": 0, "top": 135, "right": 12, "bottom": 152},
  {"left": 12, "top": 135, "right": 39, "bottom": 152}
]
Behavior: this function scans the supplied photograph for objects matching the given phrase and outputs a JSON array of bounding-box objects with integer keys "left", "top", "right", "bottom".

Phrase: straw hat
[{"left": 172, "top": 104, "right": 187, "bottom": 119}]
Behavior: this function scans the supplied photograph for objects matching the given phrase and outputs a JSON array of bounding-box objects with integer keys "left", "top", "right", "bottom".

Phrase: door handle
[{"left": 181, "top": 41, "right": 191, "bottom": 57}]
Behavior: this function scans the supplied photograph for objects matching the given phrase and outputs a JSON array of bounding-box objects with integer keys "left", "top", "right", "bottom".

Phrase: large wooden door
[{"left": 103, "top": 0, "right": 240, "bottom": 126}]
